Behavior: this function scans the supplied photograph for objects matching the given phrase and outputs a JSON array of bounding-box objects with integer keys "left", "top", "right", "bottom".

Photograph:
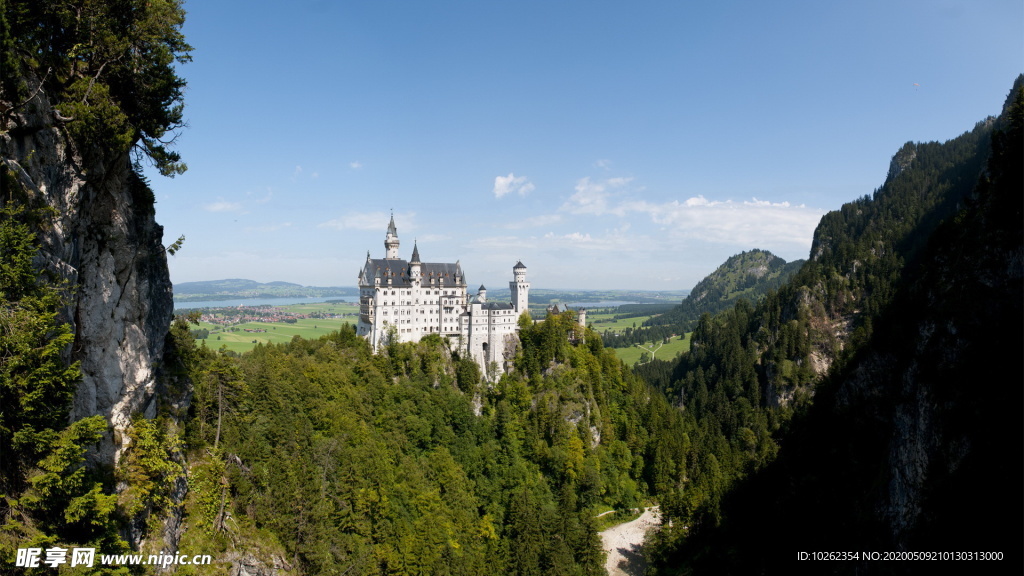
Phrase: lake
[{"left": 174, "top": 296, "right": 357, "bottom": 310}]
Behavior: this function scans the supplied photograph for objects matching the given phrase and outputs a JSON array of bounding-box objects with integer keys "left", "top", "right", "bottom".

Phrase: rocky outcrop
[
  {"left": 226, "top": 552, "right": 294, "bottom": 576},
  {"left": 1, "top": 72, "right": 174, "bottom": 466},
  {"left": 885, "top": 141, "right": 917, "bottom": 182}
]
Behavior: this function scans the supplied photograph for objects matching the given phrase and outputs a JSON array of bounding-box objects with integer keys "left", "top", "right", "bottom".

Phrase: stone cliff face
[{"left": 1, "top": 72, "right": 174, "bottom": 466}]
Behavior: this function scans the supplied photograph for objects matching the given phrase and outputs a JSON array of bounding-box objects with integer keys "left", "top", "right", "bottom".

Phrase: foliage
[
  {"left": 2, "top": 416, "right": 133, "bottom": 574},
  {"left": 1, "top": 0, "right": 192, "bottom": 176},
  {"left": 168, "top": 308, "right": 691, "bottom": 575},
  {"left": 0, "top": 205, "right": 80, "bottom": 492},
  {"left": 0, "top": 202, "right": 151, "bottom": 572},
  {"left": 117, "top": 416, "right": 183, "bottom": 519},
  {"left": 167, "top": 234, "right": 186, "bottom": 255}
]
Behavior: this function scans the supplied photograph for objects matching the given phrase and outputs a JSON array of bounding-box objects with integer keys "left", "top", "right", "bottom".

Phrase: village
[{"left": 196, "top": 304, "right": 346, "bottom": 327}]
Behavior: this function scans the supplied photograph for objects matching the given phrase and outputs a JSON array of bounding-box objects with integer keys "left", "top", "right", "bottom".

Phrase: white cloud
[
  {"left": 560, "top": 177, "right": 635, "bottom": 215},
  {"left": 350, "top": 161, "right": 362, "bottom": 169},
  {"left": 594, "top": 159, "right": 612, "bottom": 170},
  {"left": 559, "top": 174, "right": 823, "bottom": 249},
  {"left": 493, "top": 173, "right": 535, "bottom": 198},
  {"left": 204, "top": 199, "right": 243, "bottom": 212},
  {"left": 501, "top": 214, "right": 562, "bottom": 229},
  {"left": 548, "top": 231, "right": 593, "bottom": 243},
  {"left": 561, "top": 177, "right": 609, "bottom": 214},
  {"left": 650, "top": 196, "right": 824, "bottom": 248},
  {"left": 540, "top": 225, "right": 639, "bottom": 251},
  {"left": 469, "top": 235, "right": 539, "bottom": 250},
  {"left": 318, "top": 211, "right": 416, "bottom": 231}
]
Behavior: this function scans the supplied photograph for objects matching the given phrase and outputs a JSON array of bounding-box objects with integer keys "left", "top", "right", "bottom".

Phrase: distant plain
[{"left": 188, "top": 301, "right": 690, "bottom": 363}]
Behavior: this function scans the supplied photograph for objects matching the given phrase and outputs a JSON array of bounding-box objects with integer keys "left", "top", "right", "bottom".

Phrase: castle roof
[
  {"left": 360, "top": 258, "right": 464, "bottom": 288},
  {"left": 514, "top": 260, "right": 527, "bottom": 270}
]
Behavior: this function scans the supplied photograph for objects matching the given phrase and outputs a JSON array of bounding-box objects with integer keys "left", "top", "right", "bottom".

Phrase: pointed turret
[
  {"left": 409, "top": 240, "right": 422, "bottom": 284},
  {"left": 384, "top": 213, "right": 400, "bottom": 259}
]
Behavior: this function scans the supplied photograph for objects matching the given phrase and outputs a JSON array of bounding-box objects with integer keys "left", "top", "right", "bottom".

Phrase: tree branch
[
  {"left": 80, "top": 60, "right": 109, "bottom": 104},
  {"left": 2, "top": 67, "right": 52, "bottom": 120}
]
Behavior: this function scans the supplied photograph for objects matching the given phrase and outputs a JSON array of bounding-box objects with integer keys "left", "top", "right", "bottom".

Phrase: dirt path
[{"left": 598, "top": 506, "right": 661, "bottom": 576}]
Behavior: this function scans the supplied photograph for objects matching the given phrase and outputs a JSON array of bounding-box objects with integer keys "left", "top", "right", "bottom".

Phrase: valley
[{"left": 180, "top": 299, "right": 693, "bottom": 363}]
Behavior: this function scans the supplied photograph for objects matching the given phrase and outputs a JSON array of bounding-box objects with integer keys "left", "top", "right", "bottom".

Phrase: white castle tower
[
  {"left": 384, "top": 213, "right": 400, "bottom": 259},
  {"left": 409, "top": 241, "right": 422, "bottom": 284},
  {"left": 510, "top": 261, "right": 529, "bottom": 315}
]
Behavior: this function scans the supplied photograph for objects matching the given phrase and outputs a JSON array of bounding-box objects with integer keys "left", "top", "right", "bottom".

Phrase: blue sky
[{"left": 150, "top": 0, "right": 1022, "bottom": 291}]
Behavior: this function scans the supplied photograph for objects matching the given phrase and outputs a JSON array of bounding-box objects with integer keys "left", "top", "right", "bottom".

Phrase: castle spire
[
  {"left": 384, "top": 213, "right": 400, "bottom": 259},
  {"left": 411, "top": 240, "right": 421, "bottom": 264}
]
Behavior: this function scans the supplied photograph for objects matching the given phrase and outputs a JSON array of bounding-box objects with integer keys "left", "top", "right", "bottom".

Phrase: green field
[
  {"left": 194, "top": 302, "right": 359, "bottom": 353},
  {"left": 586, "top": 310, "right": 656, "bottom": 332},
  {"left": 191, "top": 300, "right": 689, "bottom": 363},
  {"left": 611, "top": 333, "right": 691, "bottom": 366},
  {"left": 585, "top": 308, "right": 691, "bottom": 366}
]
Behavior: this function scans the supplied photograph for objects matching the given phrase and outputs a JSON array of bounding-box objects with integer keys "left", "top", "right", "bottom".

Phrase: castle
[{"left": 357, "top": 215, "right": 529, "bottom": 374}]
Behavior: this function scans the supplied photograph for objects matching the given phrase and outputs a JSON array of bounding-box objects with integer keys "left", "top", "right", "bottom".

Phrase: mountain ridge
[
  {"left": 644, "top": 74, "right": 1023, "bottom": 575},
  {"left": 647, "top": 248, "right": 804, "bottom": 331}
]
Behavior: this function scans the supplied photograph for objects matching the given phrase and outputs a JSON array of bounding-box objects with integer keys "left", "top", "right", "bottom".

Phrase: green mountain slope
[
  {"left": 643, "top": 75, "right": 1023, "bottom": 575},
  {"left": 646, "top": 249, "right": 804, "bottom": 331},
  {"left": 601, "top": 249, "right": 802, "bottom": 349}
]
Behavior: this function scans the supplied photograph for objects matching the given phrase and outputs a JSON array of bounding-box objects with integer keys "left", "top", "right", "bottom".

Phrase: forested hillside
[
  {"left": 604, "top": 250, "right": 802, "bottom": 349},
  {"left": 642, "top": 76, "right": 1023, "bottom": 575},
  {"left": 647, "top": 249, "right": 804, "bottom": 332},
  {"left": 164, "top": 310, "right": 689, "bottom": 574}
]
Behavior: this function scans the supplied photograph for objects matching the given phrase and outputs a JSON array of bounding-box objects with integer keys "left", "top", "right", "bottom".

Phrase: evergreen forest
[{"left": 154, "top": 310, "right": 696, "bottom": 575}]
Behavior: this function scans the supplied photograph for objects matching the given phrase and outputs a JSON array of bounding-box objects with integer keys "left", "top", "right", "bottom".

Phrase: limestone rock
[{"left": 1, "top": 71, "right": 174, "bottom": 467}]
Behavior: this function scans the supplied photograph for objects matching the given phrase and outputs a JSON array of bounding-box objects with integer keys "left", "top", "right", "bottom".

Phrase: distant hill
[
  {"left": 599, "top": 250, "right": 802, "bottom": 349},
  {"left": 173, "top": 279, "right": 357, "bottom": 301},
  {"left": 645, "top": 249, "right": 804, "bottom": 331},
  {"left": 174, "top": 279, "right": 302, "bottom": 294}
]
